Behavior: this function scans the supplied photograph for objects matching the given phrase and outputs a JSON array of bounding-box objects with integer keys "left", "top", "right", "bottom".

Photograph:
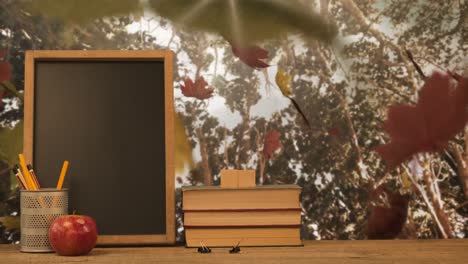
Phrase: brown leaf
[
  {"left": 230, "top": 41, "right": 269, "bottom": 69},
  {"left": 0, "top": 50, "right": 11, "bottom": 83},
  {"left": 180, "top": 77, "right": 214, "bottom": 100},
  {"left": 367, "top": 185, "right": 410, "bottom": 239}
]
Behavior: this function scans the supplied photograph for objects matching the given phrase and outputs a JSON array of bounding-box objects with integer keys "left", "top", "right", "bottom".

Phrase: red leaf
[
  {"left": 0, "top": 50, "right": 11, "bottom": 83},
  {"left": 376, "top": 71, "right": 468, "bottom": 169},
  {"left": 327, "top": 127, "right": 342, "bottom": 137},
  {"left": 263, "top": 129, "right": 281, "bottom": 160},
  {"left": 180, "top": 76, "right": 214, "bottom": 100},
  {"left": 367, "top": 186, "right": 409, "bottom": 239},
  {"left": 230, "top": 41, "right": 269, "bottom": 69}
]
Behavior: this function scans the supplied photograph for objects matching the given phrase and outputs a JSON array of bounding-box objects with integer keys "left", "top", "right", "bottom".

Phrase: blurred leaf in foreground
[
  {"left": 149, "top": 0, "right": 337, "bottom": 45},
  {"left": 0, "top": 121, "right": 23, "bottom": 167},
  {"left": 23, "top": 0, "right": 141, "bottom": 24},
  {"left": 229, "top": 41, "right": 270, "bottom": 68},
  {"left": 175, "top": 113, "right": 194, "bottom": 173},
  {"left": 376, "top": 71, "right": 468, "bottom": 169}
]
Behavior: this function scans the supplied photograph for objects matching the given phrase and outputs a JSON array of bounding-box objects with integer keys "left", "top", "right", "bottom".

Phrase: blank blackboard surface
[{"left": 24, "top": 50, "right": 175, "bottom": 245}]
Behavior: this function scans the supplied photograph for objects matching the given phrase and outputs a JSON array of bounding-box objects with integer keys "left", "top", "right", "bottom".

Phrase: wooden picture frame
[{"left": 24, "top": 50, "right": 175, "bottom": 245}]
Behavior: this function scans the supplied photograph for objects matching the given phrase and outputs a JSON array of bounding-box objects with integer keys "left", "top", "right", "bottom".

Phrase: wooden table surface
[{"left": 1, "top": 240, "right": 467, "bottom": 264}]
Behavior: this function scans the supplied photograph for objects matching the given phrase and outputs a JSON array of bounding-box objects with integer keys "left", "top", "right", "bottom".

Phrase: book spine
[
  {"left": 183, "top": 208, "right": 301, "bottom": 212},
  {"left": 184, "top": 224, "right": 302, "bottom": 228},
  {"left": 185, "top": 238, "right": 303, "bottom": 247},
  {"left": 185, "top": 227, "right": 302, "bottom": 247},
  {"left": 182, "top": 189, "right": 301, "bottom": 210}
]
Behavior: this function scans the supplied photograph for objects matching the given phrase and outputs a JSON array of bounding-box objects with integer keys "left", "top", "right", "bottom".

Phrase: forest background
[{"left": 0, "top": 0, "right": 466, "bottom": 243}]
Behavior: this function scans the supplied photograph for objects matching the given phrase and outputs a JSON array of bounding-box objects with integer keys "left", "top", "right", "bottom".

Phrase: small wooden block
[
  {"left": 220, "top": 170, "right": 238, "bottom": 188},
  {"left": 238, "top": 170, "right": 256, "bottom": 187}
]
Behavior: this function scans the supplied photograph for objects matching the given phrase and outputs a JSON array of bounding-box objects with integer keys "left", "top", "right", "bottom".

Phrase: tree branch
[
  {"left": 223, "top": 127, "right": 230, "bottom": 168},
  {"left": 431, "top": 2, "right": 466, "bottom": 41},
  {"left": 338, "top": 0, "right": 420, "bottom": 94},
  {"left": 403, "top": 164, "right": 448, "bottom": 238},
  {"left": 422, "top": 158, "right": 454, "bottom": 238},
  {"left": 255, "top": 127, "right": 266, "bottom": 185},
  {"left": 311, "top": 42, "right": 370, "bottom": 182},
  {"left": 166, "top": 29, "right": 176, "bottom": 49},
  {"left": 405, "top": 50, "right": 426, "bottom": 79},
  {"left": 452, "top": 142, "right": 468, "bottom": 198}
]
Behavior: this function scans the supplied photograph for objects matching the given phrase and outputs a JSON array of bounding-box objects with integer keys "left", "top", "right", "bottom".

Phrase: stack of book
[{"left": 182, "top": 185, "right": 302, "bottom": 247}]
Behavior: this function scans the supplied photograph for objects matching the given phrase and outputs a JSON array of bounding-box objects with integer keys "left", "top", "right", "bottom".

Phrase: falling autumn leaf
[
  {"left": 275, "top": 69, "right": 292, "bottom": 96},
  {"left": 23, "top": 0, "right": 141, "bottom": 24},
  {"left": 327, "top": 127, "right": 342, "bottom": 138},
  {"left": 0, "top": 50, "right": 11, "bottom": 111},
  {"left": 376, "top": 71, "right": 468, "bottom": 169},
  {"left": 175, "top": 113, "right": 194, "bottom": 173},
  {"left": 263, "top": 129, "right": 281, "bottom": 160},
  {"left": 26, "top": 0, "right": 337, "bottom": 44},
  {"left": 149, "top": 0, "right": 337, "bottom": 45},
  {"left": 0, "top": 121, "right": 23, "bottom": 167},
  {"left": 275, "top": 69, "right": 311, "bottom": 128},
  {"left": 230, "top": 41, "right": 269, "bottom": 69},
  {"left": 367, "top": 185, "right": 410, "bottom": 239},
  {"left": 180, "top": 76, "right": 214, "bottom": 100},
  {"left": 0, "top": 50, "right": 11, "bottom": 84}
]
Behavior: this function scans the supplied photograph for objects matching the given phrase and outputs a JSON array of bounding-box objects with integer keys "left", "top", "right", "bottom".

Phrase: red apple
[{"left": 48, "top": 215, "right": 98, "bottom": 256}]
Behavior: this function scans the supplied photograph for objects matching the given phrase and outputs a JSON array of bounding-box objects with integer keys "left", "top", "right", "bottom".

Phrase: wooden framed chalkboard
[{"left": 23, "top": 50, "right": 175, "bottom": 245}]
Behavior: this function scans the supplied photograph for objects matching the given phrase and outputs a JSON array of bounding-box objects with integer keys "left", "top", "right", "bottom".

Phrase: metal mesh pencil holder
[{"left": 20, "top": 188, "right": 68, "bottom": 252}]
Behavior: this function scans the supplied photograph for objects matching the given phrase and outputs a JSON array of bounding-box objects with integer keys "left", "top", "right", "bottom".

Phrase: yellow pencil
[
  {"left": 27, "top": 164, "right": 41, "bottom": 189},
  {"left": 56, "top": 161, "right": 69, "bottom": 190},
  {"left": 19, "top": 154, "right": 37, "bottom": 190}
]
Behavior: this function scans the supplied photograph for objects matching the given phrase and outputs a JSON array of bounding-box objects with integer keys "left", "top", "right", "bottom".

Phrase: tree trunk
[
  {"left": 190, "top": 104, "right": 212, "bottom": 186},
  {"left": 452, "top": 131, "right": 468, "bottom": 198},
  {"left": 223, "top": 127, "right": 231, "bottom": 168},
  {"left": 255, "top": 127, "right": 266, "bottom": 185},
  {"left": 235, "top": 111, "right": 251, "bottom": 169},
  {"left": 405, "top": 164, "right": 449, "bottom": 239},
  {"left": 338, "top": 0, "right": 419, "bottom": 94},
  {"left": 329, "top": 82, "right": 369, "bottom": 181},
  {"left": 422, "top": 168, "right": 454, "bottom": 238}
]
